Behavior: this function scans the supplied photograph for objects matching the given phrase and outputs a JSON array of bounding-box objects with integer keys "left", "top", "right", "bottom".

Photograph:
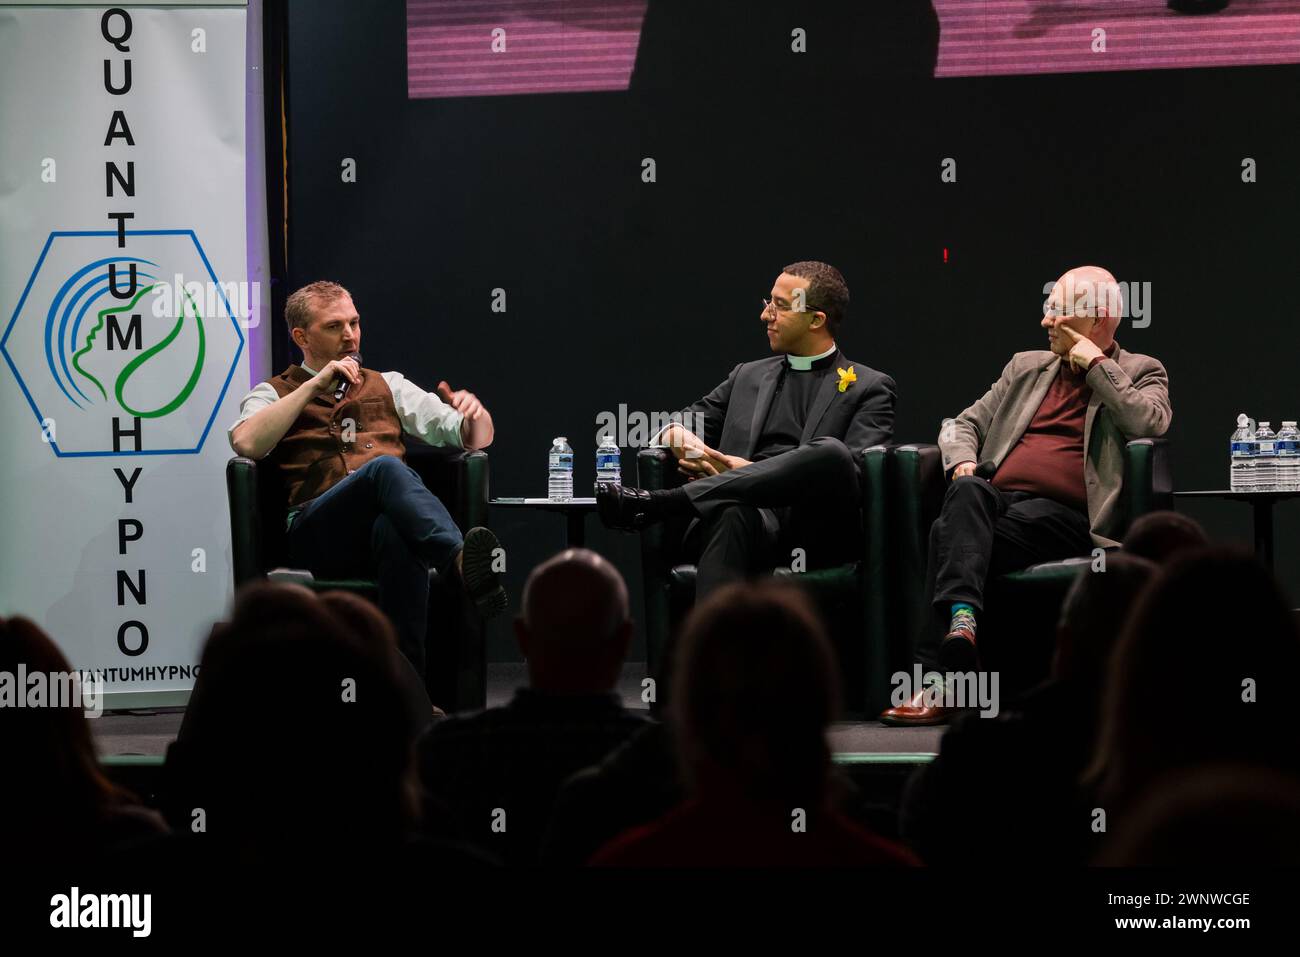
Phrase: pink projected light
[
  {"left": 934, "top": 0, "right": 1300, "bottom": 77},
  {"left": 407, "top": 0, "right": 647, "bottom": 98},
  {"left": 407, "top": 0, "right": 1300, "bottom": 99}
]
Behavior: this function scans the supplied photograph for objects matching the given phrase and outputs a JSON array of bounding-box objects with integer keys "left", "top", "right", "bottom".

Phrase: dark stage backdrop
[{"left": 284, "top": 0, "right": 1300, "bottom": 662}]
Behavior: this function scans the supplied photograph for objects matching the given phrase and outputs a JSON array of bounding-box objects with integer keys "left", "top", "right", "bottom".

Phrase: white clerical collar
[
  {"left": 301, "top": 361, "right": 318, "bottom": 376},
  {"left": 785, "top": 342, "right": 838, "bottom": 371}
]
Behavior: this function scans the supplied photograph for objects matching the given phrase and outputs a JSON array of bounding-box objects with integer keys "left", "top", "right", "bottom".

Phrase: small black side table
[
  {"left": 1174, "top": 489, "right": 1300, "bottom": 571},
  {"left": 490, "top": 497, "right": 599, "bottom": 548}
]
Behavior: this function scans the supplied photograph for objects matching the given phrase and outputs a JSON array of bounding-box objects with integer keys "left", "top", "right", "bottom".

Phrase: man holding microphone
[{"left": 228, "top": 281, "right": 506, "bottom": 687}]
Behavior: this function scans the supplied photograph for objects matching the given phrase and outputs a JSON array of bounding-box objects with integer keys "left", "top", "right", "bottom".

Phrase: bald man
[
  {"left": 415, "top": 549, "right": 648, "bottom": 864},
  {"left": 514, "top": 547, "right": 635, "bottom": 693},
  {"left": 882, "top": 267, "right": 1171, "bottom": 725}
]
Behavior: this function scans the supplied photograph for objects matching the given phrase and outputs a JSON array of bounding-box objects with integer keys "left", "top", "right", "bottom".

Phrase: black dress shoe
[
  {"left": 461, "top": 526, "right": 508, "bottom": 619},
  {"left": 596, "top": 482, "right": 658, "bottom": 530}
]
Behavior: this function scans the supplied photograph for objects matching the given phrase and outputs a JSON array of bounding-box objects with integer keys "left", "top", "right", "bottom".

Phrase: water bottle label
[
  {"left": 549, "top": 452, "right": 573, "bottom": 469},
  {"left": 596, "top": 453, "right": 621, "bottom": 470},
  {"left": 1231, "top": 442, "right": 1253, "bottom": 454},
  {"left": 1258, "top": 442, "right": 1276, "bottom": 454},
  {"left": 1277, "top": 441, "right": 1299, "bottom": 454}
]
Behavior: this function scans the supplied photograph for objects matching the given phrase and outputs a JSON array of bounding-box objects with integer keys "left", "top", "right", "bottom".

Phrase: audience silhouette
[{"left": 591, "top": 581, "right": 917, "bottom": 866}]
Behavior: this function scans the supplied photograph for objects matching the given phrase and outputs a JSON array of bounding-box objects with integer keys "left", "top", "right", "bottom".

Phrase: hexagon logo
[{"left": 1, "top": 230, "right": 245, "bottom": 456}]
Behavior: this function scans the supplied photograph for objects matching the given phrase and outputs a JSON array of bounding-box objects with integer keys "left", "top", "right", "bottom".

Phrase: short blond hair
[{"left": 284, "top": 281, "right": 351, "bottom": 335}]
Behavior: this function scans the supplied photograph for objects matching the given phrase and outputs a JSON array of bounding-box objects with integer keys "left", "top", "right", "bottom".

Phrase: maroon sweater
[
  {"left": 991, "top": 345, "right": 1115, "bottom": 512},
  {"left": 589, "top": 797, "right": 919, "bottom": 868}
]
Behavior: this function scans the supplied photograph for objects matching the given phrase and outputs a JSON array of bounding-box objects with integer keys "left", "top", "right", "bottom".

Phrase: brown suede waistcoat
[{"left": 267, "top": 364, "right": 405, "bottom": 508}]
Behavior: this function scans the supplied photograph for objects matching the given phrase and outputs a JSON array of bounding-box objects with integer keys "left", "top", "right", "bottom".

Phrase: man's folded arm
[
  {"left": 843, "top": 372, "right": 897, "bottom": 455},
  {"left": 1085, "top": 357, "right": 1171, "bottom": 440},
  {"left": 228, "top": 382, "right": 306, "bottom": 460}
]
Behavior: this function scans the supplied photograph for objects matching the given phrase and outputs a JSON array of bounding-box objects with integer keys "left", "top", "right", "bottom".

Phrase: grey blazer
[
  {"left": 672, "top": 349, "right": 897, "bottom": 459},
  {"left": 938, "top": 342, "right": 1171, "bottom": 548}
]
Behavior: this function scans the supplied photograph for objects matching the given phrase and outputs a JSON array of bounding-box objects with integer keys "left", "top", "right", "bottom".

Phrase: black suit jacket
[{"left": 671, "top": 350, "right": 896, "bottom": 458}]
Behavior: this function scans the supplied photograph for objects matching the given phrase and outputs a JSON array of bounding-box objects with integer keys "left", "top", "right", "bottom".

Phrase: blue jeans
[{"left": 285, "top": 454, "right": 464, "bottom": 677}]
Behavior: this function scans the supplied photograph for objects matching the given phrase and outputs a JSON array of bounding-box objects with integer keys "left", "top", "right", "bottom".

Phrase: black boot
[{"left": 595, "top": 482, "right": 660, "bottom": 530}]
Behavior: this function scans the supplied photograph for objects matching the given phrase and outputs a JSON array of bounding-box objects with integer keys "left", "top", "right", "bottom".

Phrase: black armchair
[
  {"left": 890, "top": 438, "right": 1172, "bottom": 695},
  {"left": 225, "top": 435, "right": 491, "bottom": 711},
  {"left": 635, "top": 444, "right": 892, "bottom": 714}
]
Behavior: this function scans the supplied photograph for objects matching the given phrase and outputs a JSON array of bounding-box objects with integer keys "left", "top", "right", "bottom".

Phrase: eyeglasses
[
  {"left": 1043, "top": 302, "right": 1096, "bottom": 320},
  {"left": 762, "top": 298, "right": 813, "bottom": 318}
]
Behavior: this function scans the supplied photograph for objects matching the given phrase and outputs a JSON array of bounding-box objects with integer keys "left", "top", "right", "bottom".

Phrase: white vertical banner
[{"left": 0, "top": 3, "right": 250, "bottom": 705}]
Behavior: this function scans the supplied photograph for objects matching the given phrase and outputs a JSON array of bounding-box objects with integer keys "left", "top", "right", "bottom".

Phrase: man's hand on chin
[{"left": 1056, "top": 322, "right": 1106, "bottom": 373}]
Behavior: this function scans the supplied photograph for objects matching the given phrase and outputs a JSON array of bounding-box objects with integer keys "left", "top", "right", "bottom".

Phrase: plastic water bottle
[
  {"left": 548, "top": 436, "right": 573, "bottom": 501},
  {"left": 1230, "top": 414, "right": 1255, "bottom": 492},
  {"left": 1276, "top": 421, "right": 1300, "bottom": 491},
  {"left": 1256, "top": 421, "right": 1277, "bottom": 492},
  {"left": 595, "top": 433, "right": 622, "bottom": 492}
]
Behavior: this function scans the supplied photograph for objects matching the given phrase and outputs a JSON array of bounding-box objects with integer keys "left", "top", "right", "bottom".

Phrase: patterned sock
[{"left": 949, "top": 602, "right": 977, "bottom": 639}]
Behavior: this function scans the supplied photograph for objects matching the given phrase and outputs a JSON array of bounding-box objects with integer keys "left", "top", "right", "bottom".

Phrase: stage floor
[{"left": 89, "top": 663, "right": 943, "bottom": 759}]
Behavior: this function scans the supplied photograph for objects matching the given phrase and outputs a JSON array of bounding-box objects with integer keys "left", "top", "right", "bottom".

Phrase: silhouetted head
[
  {"left": 671, "top": 582, "right": 841, "bottom": 809},
  {"left": 1089, "top": 547, "right": 1300, "bottom": 809},
  {"left": 319, "top": 589, "right": 399, "bottom": 650},
  {"left": 1097, "top": 765, "right": 1300, "bottom": 866},
  {"left": 515, "top": 549, "right": 632, "bottom": 694},
  {"left": 1123, "top": 510, "right": 1209, "bottom": 564},
  {"left": 175, "top": 583, "right": 417, "bottom": 845},
  {"left": 0, "top": 615, "right": 125, "bottom": 835},
  {"left": 1052, "top": 553, "right": 1158, "bottom": 689}
]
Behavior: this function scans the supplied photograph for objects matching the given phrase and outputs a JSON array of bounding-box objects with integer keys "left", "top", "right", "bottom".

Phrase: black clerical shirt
[{"left": 753, "top": 351, "right": 839, "bottom": 461}]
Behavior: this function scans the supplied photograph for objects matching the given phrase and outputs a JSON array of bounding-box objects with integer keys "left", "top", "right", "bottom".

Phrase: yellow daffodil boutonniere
[{"left": 836, "top": 366, "right": 857, "bottom": 393}]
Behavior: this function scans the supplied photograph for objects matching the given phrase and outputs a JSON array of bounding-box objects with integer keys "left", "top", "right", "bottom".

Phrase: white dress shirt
[
  {"left": 227, "top": 361, "right": 464, "bottom": 459},
  {"left": 785, "top": 341, "right": 838, "bottom": 370}
]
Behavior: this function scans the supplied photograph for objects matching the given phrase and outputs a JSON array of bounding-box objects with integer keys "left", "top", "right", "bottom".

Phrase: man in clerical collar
[
  {"left": 228, "top": 281, "right": 506, "bottom": 701},
  {"left": 597, "top": 260, "right": 897, "bottom": 601},
  {"left": 880, "top": 265, "right": 1171, "bottom": 726}
]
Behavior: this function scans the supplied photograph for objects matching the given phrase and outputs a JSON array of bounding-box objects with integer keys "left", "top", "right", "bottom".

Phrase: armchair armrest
[
  {"left": 860, "top": 445, "right": 891, "bottom": 711},
  {"left": 891, "top": 443, "right": 945, "bottom": 578},
  {"left": 1121, "top": 437, "right": 1173, "bottom": 532},
  {"left": 889, "top": 443, "right": 945, "bottom": 660},
  {"left": 226, "top": 456, "right": 265, "bottom": 587}
]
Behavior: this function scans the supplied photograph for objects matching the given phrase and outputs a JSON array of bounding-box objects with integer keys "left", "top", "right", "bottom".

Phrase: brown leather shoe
[{"left": 878, "top": 689, "right": 954, "bottom": 727}]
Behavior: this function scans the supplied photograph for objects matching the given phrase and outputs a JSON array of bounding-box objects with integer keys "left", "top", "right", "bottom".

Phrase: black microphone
[{"left": 333, "top": 351, "right": 362, "bottom": 402}]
